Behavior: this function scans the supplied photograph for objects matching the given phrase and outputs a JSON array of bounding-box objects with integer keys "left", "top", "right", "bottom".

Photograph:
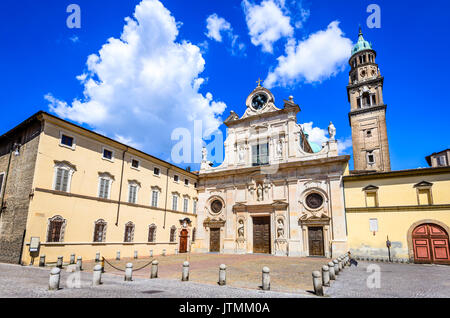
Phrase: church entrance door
[
  {"left": 210, "top": 228, "right": 220, "bottom": 252},
  {"left": 308, "top": 227, "right": 324, "bottom": 256},
  {"left": 412, "top": 223, "right": 450, "bottom": 264},
  {"left": 179, "top": 229, "right": 188, "bottom": 253},
  {"left": 253, "top": 216, "right": 271, "bottom": 254}
]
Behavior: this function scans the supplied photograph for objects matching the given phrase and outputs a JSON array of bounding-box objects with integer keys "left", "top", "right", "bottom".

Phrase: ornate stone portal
[{"left": 193, "top": 84, "right": 349, "bottom": 257}]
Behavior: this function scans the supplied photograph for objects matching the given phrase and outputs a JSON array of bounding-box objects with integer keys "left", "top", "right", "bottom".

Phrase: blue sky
[{"left": 0, "top": 0, "right": 449, "bottom": 171}]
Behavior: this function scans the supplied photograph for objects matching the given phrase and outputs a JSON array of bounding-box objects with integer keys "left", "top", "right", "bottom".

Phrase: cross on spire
[{"left": 256, "top": 78, "right": 262, "bottom": 87}]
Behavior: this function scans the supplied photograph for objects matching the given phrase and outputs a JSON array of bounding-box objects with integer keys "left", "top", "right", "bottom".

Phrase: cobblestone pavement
[
  {"left": 83, "top": 253, "right": 330, "bottom": 293},
  {"left": 325, "top": 261, "right": 450, "bottom": 298},
  {"left": 0, "top": 263, "right": 314, "bottom": 298}
]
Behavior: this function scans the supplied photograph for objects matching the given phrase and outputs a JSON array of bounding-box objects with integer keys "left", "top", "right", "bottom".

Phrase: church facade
[{"left": 193, "top": 85, "right": 350, "bottom": 258}]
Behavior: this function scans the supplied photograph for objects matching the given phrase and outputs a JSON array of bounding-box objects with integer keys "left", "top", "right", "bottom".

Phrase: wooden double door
[
  {"left": 179, "top": 229, "right": 188, "bottom": 253},
  {"left": 210, "top": 228, "right": 220, "bottom": 252},
  {"left": 308, "top": 227, "right": 325, "bottom": 256},
  {"left": 253, "top": 217, "right": 271, "bottom": 254},
  {"left": 412, "top": 223, "right": 450, "bottom": 264}
]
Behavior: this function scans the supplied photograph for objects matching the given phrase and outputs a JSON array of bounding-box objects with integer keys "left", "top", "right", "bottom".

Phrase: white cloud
[
  {"left": 46, "top": 0, "right": 226, "bottom": 161},
  {"left": 302, "top": 122, "right": 353, "bottom": 155},
  {"left": 205, "top": 14, "right": 232, "bottom": 42},
  {"left": 264, "top": 21, "right": 353, "bottom": 87},
  {"left": 242, "top": 0, "right": 294, "bottom": 53},
  {"left": 205, "top": 13, "right": 245, "bottom": 56}
]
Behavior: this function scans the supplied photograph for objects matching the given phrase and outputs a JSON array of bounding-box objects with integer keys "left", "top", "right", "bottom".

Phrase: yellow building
[
  {"left": 0, "top": 111, "right": 198, "bottom": 265},
  {"left": 343, "top": 167, "right": 450, "bottom": 264}
]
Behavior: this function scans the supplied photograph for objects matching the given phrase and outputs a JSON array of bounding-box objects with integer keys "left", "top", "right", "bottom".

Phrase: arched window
[
  {"left": 148, "top": 224, "right": 157, "bottom": 243},
  {"left": 47, "top": 216, "right": 66, "bottom": 242},
  {"left": 93, "top": 219, "right": 107, "bottom": 242},
  {"left": 53, "top": 161, "right": 76, "bottom": 192},
  {"left": 170, "top": 226, "right": 177, "bottom": 242},
  {"left": 192, "top": 228, "right": 196, "bottom": 242},
  {"left": 124, "top": 221, "right": 135, "bottom": 242}
]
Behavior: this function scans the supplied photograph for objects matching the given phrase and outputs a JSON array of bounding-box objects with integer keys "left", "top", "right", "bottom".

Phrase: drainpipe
[
  {"left": 115, "top": 147, "right": 128, "bottom": 226},
  {"left": 163, "top": 167, "right": 170, "bottom": 229}
]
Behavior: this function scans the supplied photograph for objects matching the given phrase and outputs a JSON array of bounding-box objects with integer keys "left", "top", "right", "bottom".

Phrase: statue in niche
[
  {"left": 277, "top": 139, "right": 283, "bottom": 157},
  {"left": 328, "top": 122, "right": 336, "bottom": 140},
  {"left": 238, "top": 146, "right": 244, "bottom": 162},
  {"left": 257, "top": 184, "right": 263, "bottom": 201},
  {"left": 202, "top": 147, "right": 208, "bottom": 162},
  {"left": 237, "top": 220, "right": 245, "bottom": 238},
  {"left": 277, "top": 219, "right": 285, "bottom": 238}
]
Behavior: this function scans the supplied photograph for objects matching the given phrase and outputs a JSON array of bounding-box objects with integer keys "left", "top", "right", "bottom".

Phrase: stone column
[
  {"left": 328, "top": 261, "right": 336, "bottom": 280},
  {"left": 49, "top": 268, "right": 61, "bottom": 291},
  {"left": 56, "top": 256, "right": 63, "bottom": 269},
  {"left": 218, "top": 264, "right": 226, "bottom": 286},
  {"left": 95, "top": 253, "right": 100, "bottom": 263},
  {"left": 76, "top": 256, "right": 83, "bottom": 271},
  {"left": 312, "top": 271, "right": 323, "bottom": 296},
  {"left": 333, "top": 259, "right": 339, "bottom": 275},
  {"left": 151, "top": 260, "right": 159, "bottom": 279},
  {"left": 262, "top": 267, "right": 270, "bottom": 291},
  {"left": 182, "top": 261, "right": 190, "bottom": 281},
  {"left": 39, "top": 255, "right": 46, "bottom": 267},
  {"left": 125, "top": 263, "right": 133, "bottom": 281},
  {"left": 322, "top": 265, "right": 330, "bottom": 287},
  {"left": 70, "top": 254, "right": 76, "bottom": 265},
  {"left": 92, "top": 265, "right": 102, "bottom": 286},
  {"left": 116, "top": 251, "right": 120, "bottom": 260}
]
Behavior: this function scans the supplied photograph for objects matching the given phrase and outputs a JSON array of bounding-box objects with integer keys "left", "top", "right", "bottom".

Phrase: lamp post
[{"left": 386, "top": 236, "right": 392, "bottom": 262}]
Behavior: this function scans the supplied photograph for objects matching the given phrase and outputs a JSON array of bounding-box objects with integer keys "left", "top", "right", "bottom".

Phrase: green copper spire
[{"left": 352, "top": 27, "right": 373, "bottom": 55}]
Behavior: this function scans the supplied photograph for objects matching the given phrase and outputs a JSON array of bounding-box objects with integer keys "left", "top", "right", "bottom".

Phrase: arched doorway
[
  {"left": 412, "top": 223, "right": 450, "bottom": 264},
  {"left": 179, "top": 229, "right": 188, "bottom": 253}
]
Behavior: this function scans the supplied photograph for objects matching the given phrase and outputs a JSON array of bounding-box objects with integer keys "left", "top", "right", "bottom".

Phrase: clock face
[{"left": 251, "top": 93, "right": 268, "bottom": 110}]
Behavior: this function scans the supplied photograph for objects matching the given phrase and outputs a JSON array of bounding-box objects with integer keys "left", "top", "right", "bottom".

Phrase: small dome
[
  {"left": 352, "top": 28, "right": 372, "bottom": 56},
  {"left": 309, "top": 142, "right": 322, "bottom": 153}
]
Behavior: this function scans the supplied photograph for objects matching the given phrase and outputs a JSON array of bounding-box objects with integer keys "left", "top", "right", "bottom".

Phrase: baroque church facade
[{"left": 194, "top": 85, "right": 350, "bottom": 257}]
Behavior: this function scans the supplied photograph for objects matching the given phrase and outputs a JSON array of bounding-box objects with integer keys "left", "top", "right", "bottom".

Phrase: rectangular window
[
  {"left": 252, "top": 143, "right": 269, "bottom": 166},
  {"left": 60, "top": 134, "right": 74, "bottom": 148},
  {"left": 436, "top": 155, "right": 447, "bottom": 167},
  {"left": 98, "top": 178, "right": 111, "bottom": 199},
  {"left": 151, "top": 190, "right": 159, "bottom": 207},
  {"left": 371, "top": 94, "right": 376, "bottom": 105},
  {"left": 0, "top": 173, "right": 4, "bottom": 197},
  {"left": 194, "top": 182, "right": 198, "bottom": 188},
  {"left": 54, "top": 168, "right": 70, "bottom": 192},
  {"left": 94, "top": 223, "right": 106, "bottom": 242},
  {"left": 367, "top": 151, "right": 375, "bottom": 164},
  {"left": 172, "top": 195, "right": 178, "bottom": 211},
  {"left": 174, "top": 175, "right": 179, "bottom": 182},
  {"left": 103, "top": 148, "right": 113, "bottom": 161},
  {"left": 183, "top": 198, "right": 189, "bottom": 213},
  {"left": 131, "top": 159, "right": 140, "bottom": 169},
  {"left": 128, "top": 185, "right": 138, "bottom": 204},
  {"left": 418, "top": 189, "right": 431, "bottom": 205},
  {"left": 124, "top": 225, "right": 134, "bottom": 242},
  {"left": 184, "top": 179, "right": 189, "bottom": 186},
  {"left": 193, "top": 200, "right": 197, "bottom": 214},
  {"left": 154, "top": 167, "right": 160, "bottom": 176},
  {"left": 366, "top": 192, "right": 377, "bottom": 207}
]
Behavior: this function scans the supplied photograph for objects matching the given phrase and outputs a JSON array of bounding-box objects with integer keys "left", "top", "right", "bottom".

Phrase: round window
[
  {"left": 305, "top": 193, "right": 324, "bottom": 210},
  {"left": 211, "top": 200, "right": 223, "bottom": 214}
]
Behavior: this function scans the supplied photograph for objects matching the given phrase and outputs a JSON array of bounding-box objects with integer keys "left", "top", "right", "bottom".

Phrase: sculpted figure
[
  {"left": 257, "top": 184, "right": 263, "bottom": 201},
  {"left": 328, "top": 122, "right": 336, "bottom": 140},
  {"left": 238, "top": 220, "right": 244, "bottom": 238},
  {"left": 277, "top": 219, "right": 284, "bottom": 238}
]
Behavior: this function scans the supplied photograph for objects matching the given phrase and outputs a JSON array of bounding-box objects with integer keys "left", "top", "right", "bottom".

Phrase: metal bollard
[
  {"left": 182, "top": 261, "right": 190, "bottom": 281},
  {"left": 151, "top": 260, "right": 159, "bottom": 279},
  {"left": 218, "top": 264, "right": 226, "bottom": 286},
  {"left": 116, "top": 251, "right": 121, "bottom": 260},
  {"left": 70, "top": 254, "right": 76, "bottom": 265},
  {"left": 333, "top": 259, "right": 339, "bottom": 275},
  {"left": 76, "top": 256, "right": 83, "bottom": 271},
  {"left": 95, "top": 252, "right": 100, "bottom": 263},
  {"left": 262, "top": 267, "right": 270, "bottom": 291},
  {"left": 322, "top": 265, "right": 330, "bottom": 287},
  {"left": 312, "top": 271, "right": 323, "bottom": 296},
  {"left": 92, "top": 264, "right": 102, "bottom": 286},
  {"left": 134, "top": 250, "right": 138, "bottom": 259},
  {"left": 56, "top": 256, "right": 63, "bottom": 269},
  {"left": 162, "top": 249, "right": 166, "bottom": 256},
  {"left": 125, "top": 263, "right": 133, "bottom": 281},
  {"left": 49, "top": 267, "right": 61, "bottom": 291},
  {"left": 39, "top": 255, "right": 46, "bottom": 267},
  {"left": 328, "top": 261, "right": 336, "bottom": 280},
  {"left": 150, "top": 250, "right": 153, "bottom": 258}
]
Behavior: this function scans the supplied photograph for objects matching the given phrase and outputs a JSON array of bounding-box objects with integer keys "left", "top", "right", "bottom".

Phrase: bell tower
[{"left": 347, "top": 28, "right": 391, "bottom": 172}]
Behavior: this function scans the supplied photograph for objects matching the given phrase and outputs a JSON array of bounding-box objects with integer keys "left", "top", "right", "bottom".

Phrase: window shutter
[
  {"left": 99, "top": 179, "right": 105, "bottom": 198},
  {"left": 252, "top": 145, "right": 258, "bottom": 165},
  {"left": 62, "top": 169, "right": 69, "bottom": 192},
  {"left": 104, "top": 179, "right": 110, "bottom": 199},
  {"left": 55, "top": 168, "right": 63, "bottom": 191}
]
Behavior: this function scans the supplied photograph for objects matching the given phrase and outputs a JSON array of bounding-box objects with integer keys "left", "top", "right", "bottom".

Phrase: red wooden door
[
  {"left": 179, "top": 229, "right": 188, "bottom": 253},
  {"left": 412, "top": 224, "right": 450, "bottom": 264}
]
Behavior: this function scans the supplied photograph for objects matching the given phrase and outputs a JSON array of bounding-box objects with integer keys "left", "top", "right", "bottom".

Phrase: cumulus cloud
[
  {"left": 205, "top": 13, "right": 245, "bottom": 55},
  {"left": 302, "top": 122, "right": 353, "bottom": 155},
  {"left": 46, "top": 0, "right": 226, "bottom": 161},
  {"left": 242, "top": 0, "right": 294, "bottom": 53},
  {"left": 264, "top": 21, "right": 353, "bottom": 87}
]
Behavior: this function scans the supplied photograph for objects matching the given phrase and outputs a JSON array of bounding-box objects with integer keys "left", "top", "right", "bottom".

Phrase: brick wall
[{"left": 0, "top": 121, "right": 41, "bottom": 264}]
